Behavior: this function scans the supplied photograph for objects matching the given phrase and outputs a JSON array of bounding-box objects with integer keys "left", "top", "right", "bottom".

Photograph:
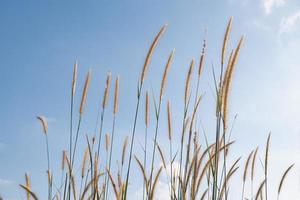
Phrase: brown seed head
[
  {"left": 62, "top": 150, "right": 67, "bottom": 170},
  {"left": 160, "top": 49, "right": 175, "bottom": 101},
  {"left": 105, "top": 133, "right": 110, "bottom": 152},
  {"left": 198, "top": 37, "right": 206, "bottom": 77},
  {"left": 222, "top": 36, "right": 244, "bottom": 131},
  {"left": 25, "top": 173, "right": 31, "bottom": 200},
  {"left": 79, "top": 70, "right": 92, "bottom": 115},
  {"left": 37, "top": 116, "right": 48, "bottom": 134},
  {"left": 122, "top": 136, "right": 128, "bottom": 165},
  {"left": 185, "top": 59, "right": 195, "bottom": 105},
  {"left": 140, "top": 25, "right": 167, "bottom": 84},
  {"left": 82, "top": 148, "right": 89, "bottom": 178},
  {"left": 243, "top": 150, "right": 254, "bottom": 182},
  {"left": 102, "top": 71, "right": 112, "bottom": 109},
  {"left": 72, "top": 60, "right": 78, "bottom": 97},
  {"left": 114, "top": 76, "right": 119, "bottom": 114},
  {"left": 221, "top": 17, "right": 233, "bottom": 67}
]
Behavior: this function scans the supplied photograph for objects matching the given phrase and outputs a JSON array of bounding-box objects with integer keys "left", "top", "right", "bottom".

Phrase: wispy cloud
[
  {"left": 279, "top": 10, "right": 300, "bottom": 34},
  {"left": 0, "top": 142, "right": 6, "bottom": 149},
  {"left": 263, "top": 0, "right": 286, "bottom": 14},
  {"left": 0, "top": 178, "right": 13, "bottom": 188}
]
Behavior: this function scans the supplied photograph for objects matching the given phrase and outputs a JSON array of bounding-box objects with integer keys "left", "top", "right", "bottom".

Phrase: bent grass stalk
[
  {"left": 277, "top": 164, "right": 294, "bottom": 200},
  {"left": 265, "top": 133, "right": 271, "bottom": 200}
]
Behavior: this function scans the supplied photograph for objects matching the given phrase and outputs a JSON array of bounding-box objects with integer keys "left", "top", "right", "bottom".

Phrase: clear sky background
[{"left": 0, "top": 0, "right": 300, "bottom": 199}]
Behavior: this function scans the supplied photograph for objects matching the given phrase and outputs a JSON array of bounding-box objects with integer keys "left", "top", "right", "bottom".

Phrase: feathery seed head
[
  {"left": 140, "top": 25, "right": 167, "bottom": 84},
  {"left": 102, "top": 71, "right": 112, "bottom": 109},
  {"left": 221, "top": 16, "right": 233, "bottom": 67},
  {"left": 185, "top": 59, "right": 195, "bottom": 105},
  {"left": 114, "top": 76, "right": 120, "bottom": 114},
  {"left": 79, "top": 70, "right": 92, "bottom": 115},
  {"left": 160, "top": 49, "right": 175, "bottom": 101},
  {"left": 72, "top": 60, "right": 78, "bottom": 97}
]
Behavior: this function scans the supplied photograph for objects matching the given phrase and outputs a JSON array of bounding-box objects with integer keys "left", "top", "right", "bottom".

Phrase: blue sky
[{"left": 1, "top": 0, "right": 300, "bottom": 199}]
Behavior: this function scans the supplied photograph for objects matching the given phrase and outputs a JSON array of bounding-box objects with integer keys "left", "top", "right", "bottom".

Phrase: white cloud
[
  {"left": 263, "top": 0, "right": 286, "bottom": 14},
  {"left": 279, "top": 10, "right": 300, "bottom": 34},
  {"left": 132, "top": 180, "right": 170, "bottom": 200}
]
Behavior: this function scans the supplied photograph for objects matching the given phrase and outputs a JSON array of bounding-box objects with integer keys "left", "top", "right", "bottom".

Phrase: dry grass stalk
[
  {"left": 150, "top": 167, "right": 163, "bottom": 199},
  {"left": 102, "top": 72, "right": 112, "bottom": 109},
  {"left": 184, "top": 149, "right": 200, "bottom": 192},
  {"left": 160, "top": 49, "right": 175, "bottom": 101},
  {"left": 105, "top": 133, "right": 110, "bottom": 152},
  {"left": 255, "top": 180, "right": 266, "bottom": 200},
  {"left": 264, "top": 133, "right": 271, "bottom": 200},
  {"left": 25, "top": 173, "right": 31, "bottom": 200},
  {"left": 182, "top": 117, "right": 190, "bottom": 139},
  {"left": 107, "top": 169, "right": 119, "bottom": 200},
  {"left": 70, "top": 173, "right": 77, "bottom": 200},
  {"left": 47, "top": 170, "right": 52, "bottom": 192},
  {"left": 82, "top": 148, "right": 89, "bottom": 178},
  {"left": 242, "top": 150, "right": 254, "bottom": 199},
  {"left": 157, "top": 143, "right": 167, "bottom": 169},
  {"left": 251, "top": 147, "right": 259, "bottom": 181},
  {"left": 221, "top": 17, "right": 233, "bottom": 67},
  {"left": 265, "top": 133, "right": 271, "bottom": 174},
  {"left": 72, "top": 61, "right": 78, "bottom": 97},
  {"left": 278, "top": 164, "right": 294, "bottom": 197},
  {"left": 140, "top": 25, "right": 167, "bottom": 84},
  {"left": 244, "top": 150, "right": 254, "bottom": 182},
  {"left": 198, "top": 37, "right": 206, "bottom": 77},
  {"left": 196, "top": 141, "right": 234, "bottom": 192},
  {"left": 167, "top": 101, "right": 172, "bottom": 140},
  {"left": 79, "top": 70, "right": 91, "bottom": 115},
  {"left": 185, "top": 59, "right": 195, "bottom": 105},
  {"left": 65, "top": 155, "right": 77, "bottom": 200},
  {"left": 200, "top": 189, "right": 208, "bottom": 200},
  {"left": 37, "top": 116, "right": 48, "bottom": 134},
  {"left": 62, "top": 150, "right": 67, "bottom": 171},
  {"left": 20, "top": 184, "right": 39, "bottom": 200},
  {"left": 80, "top": 174, "right": 103, "bottom": 199},
  {"left": 122, "top": 136, "right": 128, "bottom": 166},
  {"left": 93, "top": 153, "right": 99, "bottom": 194},
  {"left": 114, "top": 76, "right": 120, "bottom": 114},
  {"left": 222, "top": 50, "right": 234, "bottom": 94},
  {"left": 135, "top": 156, "right": 149, "bottom": 194},
  {"left": 220, "top": 158, "right": 240, "bottom": 199},
  {"left": 183, "top": 96, "right": 202, "bottom": 189}
]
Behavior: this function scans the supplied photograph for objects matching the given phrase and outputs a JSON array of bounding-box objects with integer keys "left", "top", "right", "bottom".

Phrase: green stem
[
  {"left": 148, "top": 100, "right": 162, "bottom": 195},
  {"left": 123, "top": 83, "right": 143, "bottom": 200},
  {"left": 105, "top": 114, "right": 117, "bottom": 200}
]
